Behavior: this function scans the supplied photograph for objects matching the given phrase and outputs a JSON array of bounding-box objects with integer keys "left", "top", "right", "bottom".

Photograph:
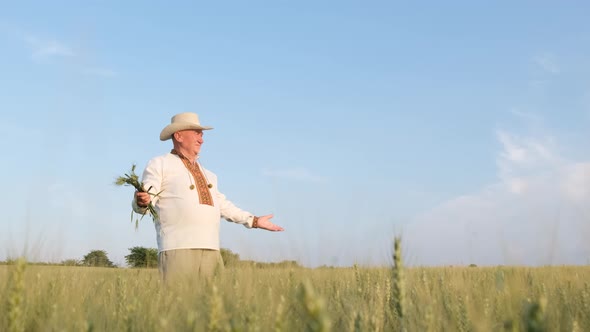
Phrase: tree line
[
  {"left": 1, "top": 247, "right": 302, "bottom": 269},
  {"left": 68, "top": 247, "right": 158, "bottom": 268}
]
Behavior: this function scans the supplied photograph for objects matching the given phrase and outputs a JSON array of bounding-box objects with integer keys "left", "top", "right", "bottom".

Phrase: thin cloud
[
  {"left": 25, "top": 35, "right": 75, "bottom": 60},
  {"left": 22, "top": 33, "right": 116, "bottom": 78},
  {"left": 510, "top": 109, "right": 543, "bottom": 124},
  {"left": 561, "top": 162, "right": 590, "bottom": 203},
  {"left": 533, "top": 53, "right": 560, "bottom": 74},
  {"left": 81, "top": 67, "right": 118, "bottom": 78},
  {"left": 405, "top": 128, "right": 590, "bottom": 266},
  {"left": 262, "top": 167, "right": 326, "bottom": 183},
  {"left": 496, "top": 130, "right": 561, "bottom": 192}
]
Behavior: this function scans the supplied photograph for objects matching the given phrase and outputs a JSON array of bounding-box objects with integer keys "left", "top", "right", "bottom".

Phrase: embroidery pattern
[{"left": 171, "top": 149, "right": 214, "bottom": 206}]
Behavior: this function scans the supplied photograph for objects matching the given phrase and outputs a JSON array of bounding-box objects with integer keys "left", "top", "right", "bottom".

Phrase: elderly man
[{"left": 133, "top": 112, "right": 283, "bottom": 281}]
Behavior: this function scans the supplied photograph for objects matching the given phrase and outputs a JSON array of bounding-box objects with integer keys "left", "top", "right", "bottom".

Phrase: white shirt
[{"left": 132, "top": 153, "right": 254, "bottom": 252}]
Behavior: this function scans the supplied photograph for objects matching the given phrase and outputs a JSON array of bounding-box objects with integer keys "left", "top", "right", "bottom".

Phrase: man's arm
[{"left": 217, "top": 191, "right": 283, "bottom": 231}]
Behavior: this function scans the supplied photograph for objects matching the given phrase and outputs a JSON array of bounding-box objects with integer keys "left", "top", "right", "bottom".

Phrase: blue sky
[{"left": 2, "top": 1, "right": 589, "bottom": 266}]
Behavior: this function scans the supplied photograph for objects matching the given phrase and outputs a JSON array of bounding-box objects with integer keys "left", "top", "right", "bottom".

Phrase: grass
[{"left": 1, "top": 261, "right": 589, "bottom": 331}]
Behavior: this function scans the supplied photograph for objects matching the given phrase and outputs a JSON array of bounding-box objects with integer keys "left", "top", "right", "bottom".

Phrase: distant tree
[
  {"left": 220, "top": 248, "right": 240, "bottom": 266},
  {"left": 125, "top": 247, "right": 158, "bottom": 268},
  {"left": 238, "top": 260, "right": 258, "bottom": 268},
  {"left": 62, "top": 259, "right": 82, "bottom": 266},
  {"left": 82, "top": 250, "right": 116, "bottom": 268},
  {"left": 256, "top": 260, "right": 301, "bottom": 269},
  {"left": 2, "top": 258, "right": 18, "bottom": 265}
]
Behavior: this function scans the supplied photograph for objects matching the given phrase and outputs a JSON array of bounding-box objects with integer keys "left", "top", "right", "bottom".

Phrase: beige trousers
[{"left": 158, "top": 249, "right": 224, "bottom": 283}]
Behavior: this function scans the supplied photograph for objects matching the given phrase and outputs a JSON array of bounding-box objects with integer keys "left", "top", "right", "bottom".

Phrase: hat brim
[{"left": 160, "top": 122, "right": 214, "bottom": 141}]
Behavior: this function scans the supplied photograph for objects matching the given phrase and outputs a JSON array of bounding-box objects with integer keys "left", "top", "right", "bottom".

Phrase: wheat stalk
[
  {"left": 8, "top": 258, "right": 26, "bottom": 332},
  {"left": 298, "top": 280, "right": 331, "bottom": 332},
  {"left": 115, "top": 164, "right": 163, "bottom": 228},
  {"left": 390, "top": 236, "right": 406, "bottom": 331}
]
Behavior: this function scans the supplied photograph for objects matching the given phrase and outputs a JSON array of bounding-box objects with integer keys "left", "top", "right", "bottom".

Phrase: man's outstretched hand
[{"left": 256, "top": 214, "right": 284, "bottom": 231}]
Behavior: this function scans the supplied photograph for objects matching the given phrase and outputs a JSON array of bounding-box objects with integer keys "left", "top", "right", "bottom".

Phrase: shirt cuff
[{"left": 245, "top": 215, "right": 257, "bottom": 229}]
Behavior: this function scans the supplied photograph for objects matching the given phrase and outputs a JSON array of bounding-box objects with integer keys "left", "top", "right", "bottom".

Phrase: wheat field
[{"left": 1, "top": 257, "right": 589, "bottom": 332}]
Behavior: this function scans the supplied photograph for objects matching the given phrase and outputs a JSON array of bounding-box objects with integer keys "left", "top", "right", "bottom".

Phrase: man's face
[{"left": 176, "top": 129, "right": 204, "bottom": 156}]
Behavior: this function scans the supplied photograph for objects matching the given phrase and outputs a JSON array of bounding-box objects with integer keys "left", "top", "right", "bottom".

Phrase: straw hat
[{"left": 159, "top": 112, "right": 213, "bottom": 141}]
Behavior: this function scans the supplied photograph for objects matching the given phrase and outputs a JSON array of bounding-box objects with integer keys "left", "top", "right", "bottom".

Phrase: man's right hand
[{"left": 135, "top": 191, "right": 151, "bottom": 208}]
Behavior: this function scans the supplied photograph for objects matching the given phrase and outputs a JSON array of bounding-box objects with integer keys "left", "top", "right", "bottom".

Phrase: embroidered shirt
[
  {"left": 132, "top": 152, "right": 255, "bottom": 252},
  {"left": 170, "top": 149, "right": 214, "bottom": 206}
]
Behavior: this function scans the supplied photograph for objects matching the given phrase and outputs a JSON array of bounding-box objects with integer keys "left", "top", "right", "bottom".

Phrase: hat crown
[
  {"left": 171, "top": 112, "right": 201, "bottom": 125},
  {"left": 159, "top": 112, "right": 213, "bottom": 141}
]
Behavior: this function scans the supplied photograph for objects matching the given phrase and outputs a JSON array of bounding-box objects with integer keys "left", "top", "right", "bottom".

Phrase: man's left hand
[{"left": 256, "top": 214, "right": 284, "bottom": 231}]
